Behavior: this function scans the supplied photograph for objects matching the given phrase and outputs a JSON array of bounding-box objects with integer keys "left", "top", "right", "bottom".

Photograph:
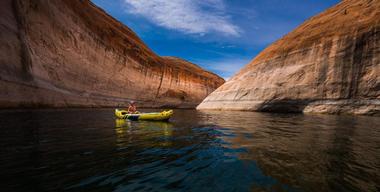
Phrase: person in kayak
[{"left": 127, "top": 101, "right": 138, "bottom": 114}]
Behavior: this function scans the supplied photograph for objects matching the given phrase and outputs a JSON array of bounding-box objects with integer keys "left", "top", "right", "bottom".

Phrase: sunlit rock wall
[
  {"left": 197, "top": 0, "right": 379, "bottom": 115},
  {"left": 0, "top": 0, "right": 224, "bottom": 108}
]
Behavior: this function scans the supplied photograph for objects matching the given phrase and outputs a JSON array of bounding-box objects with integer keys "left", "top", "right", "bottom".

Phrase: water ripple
[{"left": 0, "top": 109, "right": 379, "bottom": 191}]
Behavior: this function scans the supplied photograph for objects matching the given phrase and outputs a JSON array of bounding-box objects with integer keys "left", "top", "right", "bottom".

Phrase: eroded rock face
[
  {"left": 0, "top": 0, "right": 224, "bottom": 108},
  {"left": 197, "top": 0, "right": 380, "bottom": 115}
]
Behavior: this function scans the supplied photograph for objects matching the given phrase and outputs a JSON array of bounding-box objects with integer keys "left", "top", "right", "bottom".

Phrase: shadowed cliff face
[
  {"left": 197, "top": 0, "right": 380, "bottom": 115},
  {"left": 0, "top": 0, "right": 224, "bottom": 108}
]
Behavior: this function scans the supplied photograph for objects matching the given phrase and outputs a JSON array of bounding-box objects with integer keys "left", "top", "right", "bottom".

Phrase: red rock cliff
[
  {"left": 0, "top": 0, "right": 224, "bottom": 108},
  {"left": 197, "top": 0, "right": 380, "bottom": 115}
]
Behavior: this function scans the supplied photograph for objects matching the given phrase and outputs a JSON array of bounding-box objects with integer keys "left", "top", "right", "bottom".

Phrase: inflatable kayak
[{"left": 115, "top": 109, "right": 173, "bottom": 121}]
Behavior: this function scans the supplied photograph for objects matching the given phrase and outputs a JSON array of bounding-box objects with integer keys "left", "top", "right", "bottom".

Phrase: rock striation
[
  {"left": 197, "top": 0, "right": 380, "bottom": 115},
  {"left": 0, "top": 0, "right": 224, "bottom": 108}
]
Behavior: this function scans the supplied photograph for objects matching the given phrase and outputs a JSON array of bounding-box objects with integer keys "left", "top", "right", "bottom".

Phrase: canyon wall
[
  {"left": 197, "top": 0, "right": 380, "bottom": 115},
  {"left": 0, "top": 0, "right": 224, "bottom": 108}
]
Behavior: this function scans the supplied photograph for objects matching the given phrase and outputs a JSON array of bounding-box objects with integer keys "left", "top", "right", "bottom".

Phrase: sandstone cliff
[
  {"left": 197, "top": 0, "right": 380, "bottom": 115},
  {"left": 0, "top": 0, "right": 224, "bottom": 108}
]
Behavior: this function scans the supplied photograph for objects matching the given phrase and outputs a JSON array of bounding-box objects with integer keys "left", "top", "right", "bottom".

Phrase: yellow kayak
[{"left": 115, "top": 109, "right": 174, "bottom": 121}]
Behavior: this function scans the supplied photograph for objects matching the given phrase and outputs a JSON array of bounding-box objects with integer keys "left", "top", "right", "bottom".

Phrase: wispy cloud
[
  {"left": 123, "top": 0, "right": 241, "bottom": 36},
  {"left": 194, "top": 57, "right": 252, "bottom": 80}
]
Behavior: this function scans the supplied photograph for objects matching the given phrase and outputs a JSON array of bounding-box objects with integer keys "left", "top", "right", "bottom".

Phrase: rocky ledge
[
  {"left": 197, "top": 0, "right": 380, "bottom": 115},
  {"left": 0, "top": 0, "right": 224, "bottom": 108}
]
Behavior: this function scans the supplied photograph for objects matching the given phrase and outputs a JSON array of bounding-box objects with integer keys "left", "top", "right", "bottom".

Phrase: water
[{"left": 0, "top": 109, "right": 379, "bottom": 192}]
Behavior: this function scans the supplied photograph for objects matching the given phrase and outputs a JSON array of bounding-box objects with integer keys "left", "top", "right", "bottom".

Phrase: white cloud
[{"left": 123, "top": 0, "right": 240, "bottom": 36}]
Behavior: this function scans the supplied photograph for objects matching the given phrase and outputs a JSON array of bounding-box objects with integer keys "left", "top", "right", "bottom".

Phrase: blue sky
[{"left": 91, "top": 0, "right": 340, "bottom": 79}]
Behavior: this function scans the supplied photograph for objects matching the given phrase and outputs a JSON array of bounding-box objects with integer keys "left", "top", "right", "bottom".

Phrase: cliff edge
[{"left": 0, "top": 0, "right": 224, "bottom": 108}]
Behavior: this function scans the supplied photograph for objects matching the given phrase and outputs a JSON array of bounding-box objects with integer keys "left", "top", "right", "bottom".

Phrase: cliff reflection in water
[
  {"left": 0, "top": 109, "right": 379, "bottom": 191},
  {"left": 196, "top": 110, "right": 380, "bottom": 191}
]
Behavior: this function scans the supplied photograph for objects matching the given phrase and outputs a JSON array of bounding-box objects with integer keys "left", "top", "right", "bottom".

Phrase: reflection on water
[{"left": 0, "top": 109, "right": 379, "bottom": 191}]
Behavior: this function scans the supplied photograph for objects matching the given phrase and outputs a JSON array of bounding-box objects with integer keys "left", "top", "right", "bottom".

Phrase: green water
[{"left": 0, "top": 109, "right": 379, "bottom": 191}]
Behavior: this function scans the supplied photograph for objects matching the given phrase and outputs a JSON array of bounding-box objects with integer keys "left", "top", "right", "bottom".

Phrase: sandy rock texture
[
  {"left": 197, "top": 0, "right": 380, "bottom": 115},
  {"left": 0, "top": 0, "right": 224, "bottom": 108}
]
